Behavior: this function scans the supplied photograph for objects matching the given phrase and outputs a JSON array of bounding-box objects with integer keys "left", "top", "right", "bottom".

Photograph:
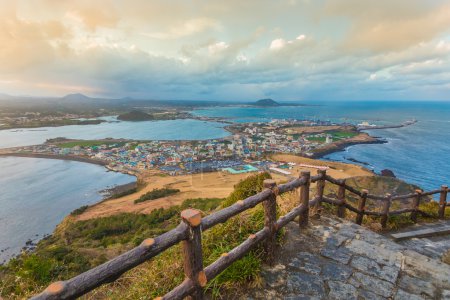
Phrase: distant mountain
[
  {"left": 254, "top": 98, "right": 281, "bottom": 107},
  {"left": 0, "top": 93, "right": 15, "bottom": 100},
  {"left": 61, "top": 93, "right": 93, "bottom": 101},
  {"left": 117, "top": 110, "right": 154, "bottom": 121}
]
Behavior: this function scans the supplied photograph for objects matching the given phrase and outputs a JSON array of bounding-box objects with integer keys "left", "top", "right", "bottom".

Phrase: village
[{"left": 5, "top": 119, "right": 364, "bottom": 176}]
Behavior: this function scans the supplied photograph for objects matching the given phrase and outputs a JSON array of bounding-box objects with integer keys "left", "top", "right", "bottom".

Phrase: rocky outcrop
[{"left": 381, "top": 169, "right": 396, "bottom": 178}]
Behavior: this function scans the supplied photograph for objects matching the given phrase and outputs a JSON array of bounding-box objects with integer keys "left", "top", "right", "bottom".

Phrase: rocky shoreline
[{"left": 310, "top": 136, "right": 387, "bottom": 159}]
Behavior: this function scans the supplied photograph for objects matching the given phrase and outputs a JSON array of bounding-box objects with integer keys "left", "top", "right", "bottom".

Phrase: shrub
[
  {"left": 70, "top": 205, "right": 89, "bottom": 216},
  {"left": 110, "top": 187, "right": 137, "bottom": 199},
  {"left": 222, "top": 172, "right": 271, "bottom": 207},
  {"left": 134, "top": 188, "right": 180, "bottom": 204}
]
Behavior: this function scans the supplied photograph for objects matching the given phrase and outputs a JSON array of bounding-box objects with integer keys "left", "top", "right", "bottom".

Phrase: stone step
[{"left": 391, "top": 225, "right": 450, "bottom": 241}]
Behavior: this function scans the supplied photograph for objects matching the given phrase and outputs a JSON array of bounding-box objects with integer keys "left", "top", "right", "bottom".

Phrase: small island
[
  {"left": 117, "top": 110, "right": 155, "bottom": 121},
  {"left": 253, "top": 98, "right": 281, "bottom": 107},
  {"left": 117, "top": 110, "right": 191, "bottom": 121}
]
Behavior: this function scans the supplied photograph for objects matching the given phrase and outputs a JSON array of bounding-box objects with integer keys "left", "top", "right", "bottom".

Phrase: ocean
[
  {"left": 193, "top": 101, "right": 450, "bottom": 192},
  {"left": 0, "top": 157, "right": 135, "bottom": 263}
]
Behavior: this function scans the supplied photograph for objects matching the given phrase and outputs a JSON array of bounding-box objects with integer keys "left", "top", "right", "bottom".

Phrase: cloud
[
  {"left": 143, "top": 18, "right": 219, "bottom": 40},
  {"left": 0, "top": 0, "right": 450, "bottom": 100},
  {"left": 208, "top": 41, "right": 229, "bottom": 54},
  {"left": 270, "top": 39, "right": 287, "bottom": 50},
  {"left": 325, "top": 0, "right": 450, "bottom": 52}
]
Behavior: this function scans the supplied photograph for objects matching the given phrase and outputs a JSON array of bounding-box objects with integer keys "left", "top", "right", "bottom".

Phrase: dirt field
[
  {"left": 76, "top": 155, "right": 373, "bottom": 221},
  {"left": 284, "top": 125, "right": 345, "bottom": 134},
  {"left": 271, "top": 154, "right": 373, "bottom": 179}
]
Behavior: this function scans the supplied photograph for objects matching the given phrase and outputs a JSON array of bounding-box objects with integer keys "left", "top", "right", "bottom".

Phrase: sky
[{"left": 1, "top": 0, "right": 450, "bottom": 101}]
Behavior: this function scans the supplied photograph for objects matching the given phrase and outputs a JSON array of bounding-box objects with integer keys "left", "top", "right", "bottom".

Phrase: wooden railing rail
[{"left": 31, "top": 171, "right": 448, "bottom": 300}]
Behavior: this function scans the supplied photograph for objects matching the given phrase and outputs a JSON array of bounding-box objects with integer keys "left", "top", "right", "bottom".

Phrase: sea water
[
  {"left": 0, "top": 157, "right": 135, "bottom": 263},
  {"left": 0, "top": 118, "right": 229, "bottom": 148}
]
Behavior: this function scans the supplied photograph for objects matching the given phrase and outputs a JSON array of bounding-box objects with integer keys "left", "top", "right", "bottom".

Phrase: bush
[
  {"left": 70, "top": 205, "right": 89, "bottom": 216},
  {"left": 222, "top": 172, "right": 271, "bottom": 207},
  {"left": 134, "top": 188, "right": 180, "bottom": 204},
  {"left": 110, "top": 188, "right": 137, "bottom": 199},
  {"left": 181, "top": 198, "right": 223, "bottom": 212}
]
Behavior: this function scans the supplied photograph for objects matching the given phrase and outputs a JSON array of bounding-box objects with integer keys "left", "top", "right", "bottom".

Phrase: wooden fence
[{"left": 31, "top": 170, "right": 448, "bottom": 300}]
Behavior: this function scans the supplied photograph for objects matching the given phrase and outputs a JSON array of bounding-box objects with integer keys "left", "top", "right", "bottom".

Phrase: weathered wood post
[
  {"left": 263, "top": 179, "right": 278, "bottom": 265},
  {"left": 439, "top": 185, "right": 448, "bottom": 219},
  {"left": 314, "top": 169, "right": 326, "bottom": 218},
  {"left": 410, "top": 189, "right": 422, "bottom": 223},
  {"left": 336, "top": 179, "right": 346, "bottom": 218},
  {"left": 356, "top": 189, "right": 368, "bottom": 225},
  {"left": 380, "top": 194, "right": 391, "bottom": 229},
  {"left": 181, "top": 209, "right": 206, "bottom": 299},
  {"left": 299, "top": 170, "right": 311, "bottom": 228}
]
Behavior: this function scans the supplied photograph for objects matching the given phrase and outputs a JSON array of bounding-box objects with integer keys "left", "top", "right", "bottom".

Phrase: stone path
[
  {"left": 242, "top": 217, "right": 450, "bottom": 300},
  {"left": 389, "top": 220, "right": 450, "bottom": 261}
]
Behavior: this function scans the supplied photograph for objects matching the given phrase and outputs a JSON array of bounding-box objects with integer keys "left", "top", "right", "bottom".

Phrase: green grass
[
  {"left": 306, "top": 130, "right": 358, "bottom": 144},
  {"left": 134, "top": 188, "right": 180, "bottom": 204},
  {"left": 222, "top": 172, "right": 271, "bottom": 207},
  {"left": 57, "top": 140, "right": 125, "bottom": 148},
  {"left": 329, "top": 130, "right": 358, "bottom": 139},
  {"left": 307, "top": 136, "right": 326, "bottom": 143}
]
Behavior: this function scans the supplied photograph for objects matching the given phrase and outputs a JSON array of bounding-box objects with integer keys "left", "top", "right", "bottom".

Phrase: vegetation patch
[
  {"left": 0, "top": 173, "right": 274, "bottom": 299},
  {"left": 70, "top": 205, "right": 89, "bottom": 216},
  {"left": 134, "top": 188, "right": 180, "bottom": 204},
  {"left": 0, "top": 197, "right": 224, "bottom": 298},
  {"left": 57, "top": 140, "right": 126, "bottom": 148},
  {"left": 109, "top": 187, "right": 137, "bottom": 199}
]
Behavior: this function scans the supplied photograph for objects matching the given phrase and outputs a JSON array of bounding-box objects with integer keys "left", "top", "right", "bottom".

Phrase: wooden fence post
[
  {"left": 410, "top": 189, "right": 422, "bottom": 223},
  {"left": 181, "top": 209, "right": 205, "bottom": 299},
  {"left": 263, "top": 179, "right": 278, "bottom": 265},
  {"left": 336, "top": 179, "right": 346, "bottom": 218},
  {"left": 314, "top": 170, "right": 326, "bottom": 218},
  {"left": 380, "top": 194, "right": 391, "bottom": 229},
  {"left": 356, "top": 189, "right": 368, "bottom": 225},
  {"left": 439, "top": 185, "right": 448, "bottom": 219},
  {"left": 299, "top": 171, "right": 311, "bottom": 228}
]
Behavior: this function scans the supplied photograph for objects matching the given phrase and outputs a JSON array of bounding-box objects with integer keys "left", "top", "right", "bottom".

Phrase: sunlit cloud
[{"left": 0, "top": 0, "right": 450, "bottom": 100}]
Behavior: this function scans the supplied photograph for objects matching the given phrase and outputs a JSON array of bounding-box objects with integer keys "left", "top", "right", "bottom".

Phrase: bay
[
  {"left": 0, "top": 118, "right": 229, "bottom": 148},
  {"left": 0, "top": 157, "right": 135, "bottom": 263}
]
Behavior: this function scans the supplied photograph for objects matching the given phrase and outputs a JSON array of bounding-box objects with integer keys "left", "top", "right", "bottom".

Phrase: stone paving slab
[
  {"left": 391, "top": 225, "right": 450, "bottom": 241},
  {"left": 241, "top": 217, "right": 450, "bottom": 300}
]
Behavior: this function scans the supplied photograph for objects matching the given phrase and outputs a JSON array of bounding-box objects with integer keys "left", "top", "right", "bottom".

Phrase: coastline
[
  {"left": 0, "top": 119, "right": 106, "bottom": 131},
  {"left": 0, "top": 152, "right": 108, "bottom": 166},
  {"left": 0, "top": 152, "right": 141, "bottom": 180},
  {"left": 311, "top": 137, "right": 387, "bottom": 159},
  {"left": 0, "top": 155, "right": 138, "bottom": 264}
]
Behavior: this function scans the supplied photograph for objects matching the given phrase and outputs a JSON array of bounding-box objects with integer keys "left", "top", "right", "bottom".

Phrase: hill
[
  {"left": 253, "top": 98, "right": 280, "bottom": 107},
  {"left": 61, "top": 93, "right": 93, "bottom": 102},
  {"left": 117, "top": 110, "right": 154, "bottom": 121}
]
